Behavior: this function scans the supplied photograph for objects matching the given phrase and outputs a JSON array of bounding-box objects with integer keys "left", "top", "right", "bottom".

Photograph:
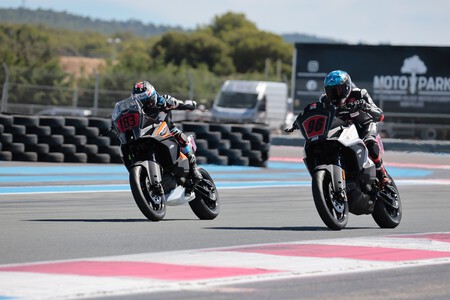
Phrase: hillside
[
  {"left": 0, "top": 8, "right": 185, "bottom": 37},
  {"left": 0, "top": 8, "right": 339, "bottom": 43}
]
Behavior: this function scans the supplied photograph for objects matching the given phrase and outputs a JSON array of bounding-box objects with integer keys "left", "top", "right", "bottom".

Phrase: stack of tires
[
  {"left": 0, "top": 114, "right": 270, "bottom": 167},
  {"left": 181, "top": 122, "right": 270, "bottom": 167},
  {"left": 0, "top": 114, "right": 121, "bottom": 164}
]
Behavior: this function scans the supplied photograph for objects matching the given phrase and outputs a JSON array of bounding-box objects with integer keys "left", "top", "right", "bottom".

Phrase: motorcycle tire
[
  {"left": 312, "top": 169, "right": 349, "bottom": 230},
  {"left": 129, "top": 165, "right": 166, "bottom": 221},
  {"left": 188, "top": 168, "right": 220, "bottom": 220},
  {"left": 372, "top": 175, "right": 402, "bottom": 228}
]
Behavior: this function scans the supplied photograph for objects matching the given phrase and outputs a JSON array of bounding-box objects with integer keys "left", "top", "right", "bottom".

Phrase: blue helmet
[
  {"left": 324, "top": 70, "right": 352, "bottom": 107},
  {"left": 131, "top": 80, "right": 158, "bottom": 106}
]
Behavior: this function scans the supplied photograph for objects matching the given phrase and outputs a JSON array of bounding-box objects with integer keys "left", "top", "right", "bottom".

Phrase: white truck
[{"left": 210, "top": 80, "right": 292, "bottom": 131}]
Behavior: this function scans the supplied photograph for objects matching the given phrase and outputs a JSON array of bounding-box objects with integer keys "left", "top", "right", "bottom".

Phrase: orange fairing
[
  {"left": 152, "top": 121, "right": 171, "bottom": 138},
  {"left": 180, "top": 152, "right": 187, "bottom": 160}
]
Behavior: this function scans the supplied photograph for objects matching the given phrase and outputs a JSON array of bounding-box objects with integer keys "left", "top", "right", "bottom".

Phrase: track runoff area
[
  {"left": 0, "top": 233, "right": 449, "bottom": 299},
  {"left": 1, "top": 150, "right": 450, "bottom": 298}
]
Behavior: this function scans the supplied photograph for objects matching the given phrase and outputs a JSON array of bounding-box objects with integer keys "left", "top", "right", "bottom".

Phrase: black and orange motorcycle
[{"left": 110, "top": 97, "right": 219, "bottom": 221}]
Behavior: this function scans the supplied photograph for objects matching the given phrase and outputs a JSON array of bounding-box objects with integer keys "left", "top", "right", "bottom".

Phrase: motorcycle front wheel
[
  {"left": 372, "top": 174, "right": 402, "bottom": 228},
  {"left": 188, "top": 168, "right": 220, "bottom": 220},
  {"left": 129, "top": 165, "right": 166, "bottom": 221},
  {"left": 312, "top": 169, "right": 349, "bottom": 230}
]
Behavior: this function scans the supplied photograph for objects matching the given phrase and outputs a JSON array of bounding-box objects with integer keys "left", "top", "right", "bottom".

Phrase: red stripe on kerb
[
  {"left": 0, "top": 261, "right": 276, "bottom": 280},
  {"left": 227, "top": 244, "right": 450, "bottom": 262}
]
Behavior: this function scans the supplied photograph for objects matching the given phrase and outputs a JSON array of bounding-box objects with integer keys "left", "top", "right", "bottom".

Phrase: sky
[{"left": 1, "top": 0, "right": 450, "bottom": 46}]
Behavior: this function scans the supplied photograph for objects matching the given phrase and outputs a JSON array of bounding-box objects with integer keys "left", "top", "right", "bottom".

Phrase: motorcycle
[
  {"left": 110, "top": 97, "right": 220, "bottom": 221},
  {"left": 285, "top": 101, "right": 401, "bottom": 230}
]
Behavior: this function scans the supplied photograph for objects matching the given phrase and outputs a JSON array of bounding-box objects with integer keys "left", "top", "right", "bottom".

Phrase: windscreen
[
  {"left": 215, "top": 92, "right": 258, "bottom": 109},
  {"left": 112, "top": 97, "right": 141, "bottom": 120}
]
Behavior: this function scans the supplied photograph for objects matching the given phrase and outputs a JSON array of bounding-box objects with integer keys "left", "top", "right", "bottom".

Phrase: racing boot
[
  {"left": 187, "top": 152, "right": 203, "bottom": 184},
  {"left": 376, "top": 164, "right": 391, "bottom": 189}
]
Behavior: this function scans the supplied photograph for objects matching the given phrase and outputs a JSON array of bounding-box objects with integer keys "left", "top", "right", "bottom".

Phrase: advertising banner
[{"left": 292, "top": 43, "right": 450, "bottom": 116}]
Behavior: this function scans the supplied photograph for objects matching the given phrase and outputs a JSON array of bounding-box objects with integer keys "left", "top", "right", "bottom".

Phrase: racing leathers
[
  {"left": 319, "top": 87, "right": 390, "bottom": 187},
  {"left": 143, "top": 93, "right": 203, "bottom": 183}
]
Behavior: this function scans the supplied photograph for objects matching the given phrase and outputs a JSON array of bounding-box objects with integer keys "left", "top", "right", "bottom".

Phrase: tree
[
  {"left": 0, "top": 24, "right": 71, "bottom": 105},
  {"left": 232, "top": 30, "right": 292, "bottom": 74},
  {"left": 0, "top": 24, "right": 56, "bottom": 66},
  {"left": 151, "top": 31, "right": 235, "bottom": 75},
  {"left": 210, "top": 12, "right": 258, "bottom": 37},
  {"left": 207, "top": 12, "right": 293, "bottom": 75},
  {"left": 112, "top": 39, "right": 153, "bottom": 73},
  {"left": 0, "top": 11, "right": 294, "bottom": 109}
]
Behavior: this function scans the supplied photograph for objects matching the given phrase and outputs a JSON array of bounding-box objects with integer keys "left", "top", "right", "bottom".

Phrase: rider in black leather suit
[
  {"left": 319, "top": 70, "right": 390, "bottom": 187},
  {"left": 131, "top": 80, "right": 202, "bottom": 183}
]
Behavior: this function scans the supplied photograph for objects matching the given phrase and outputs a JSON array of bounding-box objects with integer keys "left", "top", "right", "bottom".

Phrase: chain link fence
[
  {"left": 3, "top": 83, "right": 130, "bottom": 117},
  {"left": 0, "top": 62, "right": 223, "bottom": 118}
]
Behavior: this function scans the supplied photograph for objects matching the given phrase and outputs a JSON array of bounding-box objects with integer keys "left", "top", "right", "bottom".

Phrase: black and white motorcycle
[{"left": 285, "top": 101, "right": 401, "bottom": 230}]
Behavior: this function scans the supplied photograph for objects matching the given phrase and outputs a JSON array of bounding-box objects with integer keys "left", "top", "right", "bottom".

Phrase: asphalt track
[{"left": 1, "top": 146, "right": 450, "bottom": 300}]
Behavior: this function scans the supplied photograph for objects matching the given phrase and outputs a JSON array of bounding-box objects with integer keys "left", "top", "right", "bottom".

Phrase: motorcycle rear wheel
[
  {"left": 129, "top": 165, "right": 166, "bottom": 221},
  {"left": 188, "top": 168, "right": 220, "bottom": 220},
  {"left": 372, "top": 175, "right": 402, "bottom": 228},
  {"left": 312, "top": 170, "right": 349, "bottom": 230}
]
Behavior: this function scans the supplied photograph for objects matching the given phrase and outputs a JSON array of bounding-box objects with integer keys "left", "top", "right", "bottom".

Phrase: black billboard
[{"left": 292, "top": 43, "right": 450, "bottom": 116}]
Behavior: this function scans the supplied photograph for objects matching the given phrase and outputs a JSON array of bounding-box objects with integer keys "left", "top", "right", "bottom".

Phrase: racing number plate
[
  {"left": 116, "top": 113, "right": 139, "bottom": 132},
  {"left": 302, "top": 115, "right": 328, "bottom": 140}
]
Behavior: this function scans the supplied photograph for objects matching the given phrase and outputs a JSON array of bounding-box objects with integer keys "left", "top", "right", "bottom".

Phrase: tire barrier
[{"left": 0, "top": 114, "right": 271, "bottom": 167}]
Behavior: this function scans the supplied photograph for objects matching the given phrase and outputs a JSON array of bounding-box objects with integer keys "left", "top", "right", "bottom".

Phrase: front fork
[
  {"left": 131, "top": 152, "right": 164, "bottom": 195},
  {"left": 323, "top": 162, "right": 347, "bottom": 214},
  {"left": 315, "top": 155, "right": 345, "bottom": 190},
  {"left": 314, "top": 155, "right": 347, "bottom": 202}
]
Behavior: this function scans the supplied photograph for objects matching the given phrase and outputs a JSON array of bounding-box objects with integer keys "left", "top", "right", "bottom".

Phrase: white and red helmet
[{"left": 131, "top": 80, "right": 157, "bottom": 106}]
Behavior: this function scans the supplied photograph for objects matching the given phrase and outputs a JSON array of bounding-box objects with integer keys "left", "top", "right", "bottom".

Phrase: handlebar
[
  {"left": 284, "top": 122, "right": 299, "bottom": 133},
  {"left": 284, "top": 127, "right": 296, "bottom": 133}
]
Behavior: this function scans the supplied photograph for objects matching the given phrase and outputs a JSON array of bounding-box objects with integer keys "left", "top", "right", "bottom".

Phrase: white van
[{"left": 210, "top": 80, "right": 290, "bottom": 131}]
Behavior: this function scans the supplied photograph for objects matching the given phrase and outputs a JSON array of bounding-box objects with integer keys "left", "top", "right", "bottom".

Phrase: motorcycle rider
[
  {"left": 131, "top": 80, "right": 203, "bottom": 183},
  {"left": 320, "top": 70, "right": 391, "bottom": 187}
]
